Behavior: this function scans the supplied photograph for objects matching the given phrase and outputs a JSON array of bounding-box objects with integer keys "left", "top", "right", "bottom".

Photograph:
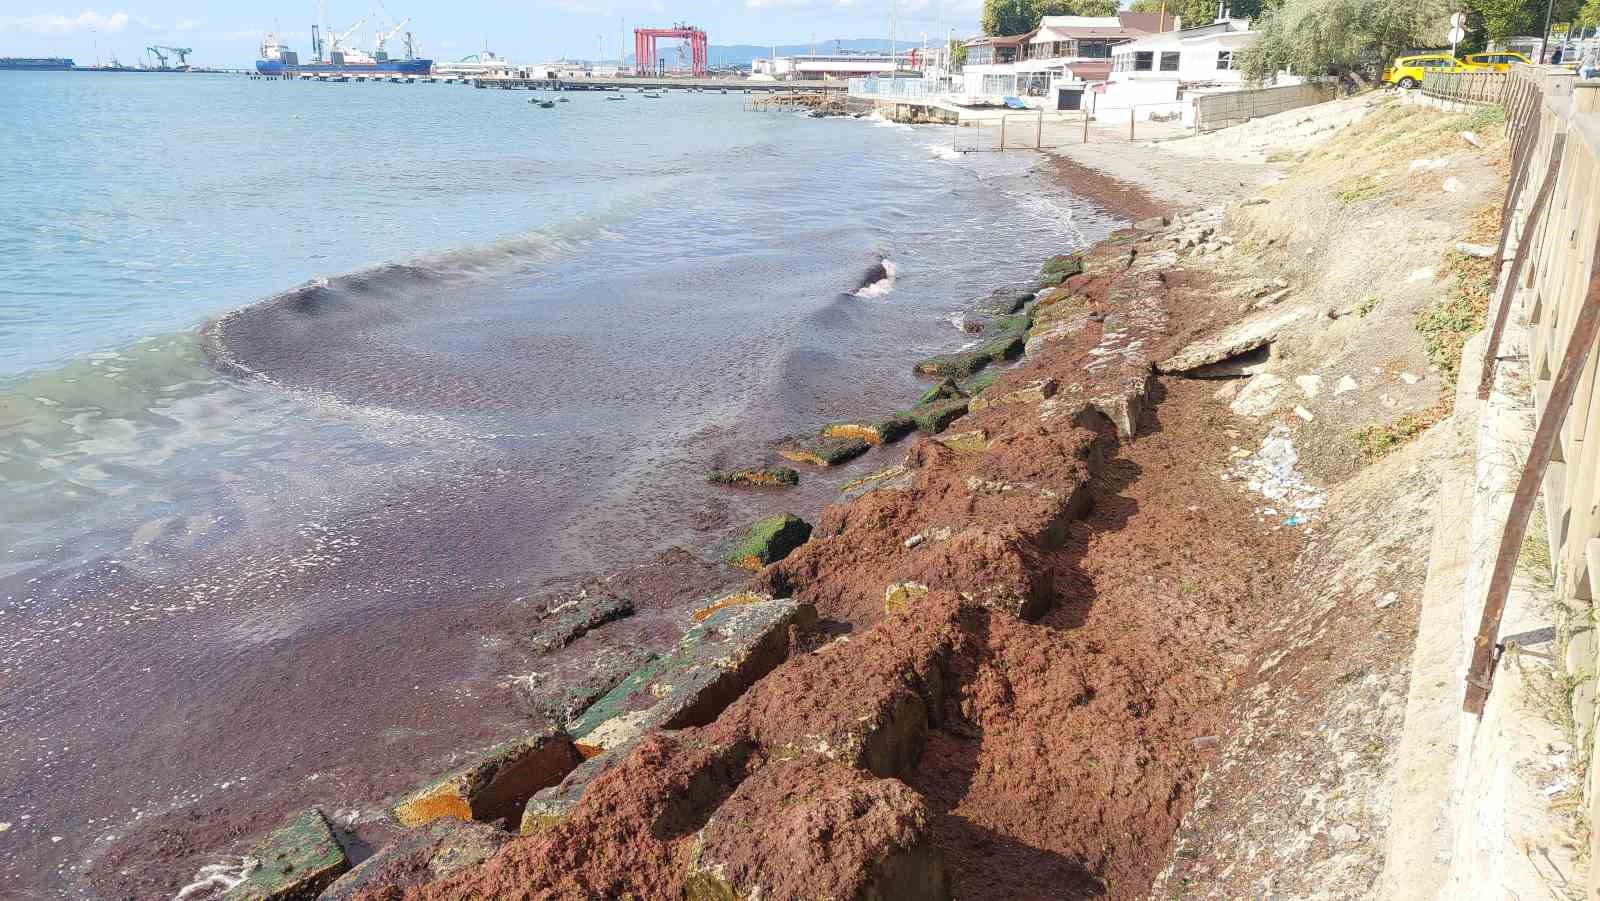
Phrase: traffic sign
[
  {"left": 1449, "top": 26, "right": 1466, "bottom": 44},
  {"left": 1450, "top": 11, "right": 1466, "bottom": 27}
]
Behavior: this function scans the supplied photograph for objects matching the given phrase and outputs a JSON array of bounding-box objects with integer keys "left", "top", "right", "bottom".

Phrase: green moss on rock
[
  {"left": 779, "top": 435, "right": 870, "bottom": 467},
  {"left": 917, "top": 378, "right": 964, "bottom": 405},
  {"left": 903, "top": 398, "right": 969, "bottom": 435},
  {"left": 726, "top": 514, "right": 813, "bottom": 571},
  {"left": 224, "top": 809, "right": 349, "bottom": 901},
  {"left": 958, "top": 370, "right": 1000, "bottom": 397},
  {"left": 707, "top": 467, "right": 800, "bottom": 488}
]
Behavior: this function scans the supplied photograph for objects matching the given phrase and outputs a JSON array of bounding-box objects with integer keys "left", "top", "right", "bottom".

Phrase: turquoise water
[{"left": 0, "top": 72, "right": 1116, "bottom": 897}]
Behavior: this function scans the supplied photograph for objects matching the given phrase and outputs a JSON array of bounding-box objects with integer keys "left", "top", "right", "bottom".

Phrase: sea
[{"left": 0, "top": 71, "right": 1118, "bottom": 896}]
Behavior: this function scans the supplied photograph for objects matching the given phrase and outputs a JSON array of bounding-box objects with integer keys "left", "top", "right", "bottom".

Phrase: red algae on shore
[{"left": 336, "top": 204, "right": 1300, "bottom": 900}]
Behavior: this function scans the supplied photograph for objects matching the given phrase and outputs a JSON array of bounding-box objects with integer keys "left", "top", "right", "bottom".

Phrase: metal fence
[
  {"left": 1420, "top": 69, "right": 1509, "bottom": 106},
  {"left": 1466, "top": 67, "right": 1600, "bottom": 720},
  {"left": 1192, "top": 81, "right": 1338, "bottom": 133},
  {"left": 846, "top": 76, "right": 956, "bottom": 100}
]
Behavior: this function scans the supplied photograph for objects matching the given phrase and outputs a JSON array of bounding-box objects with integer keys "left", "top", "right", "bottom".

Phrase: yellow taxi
[
  {"left": 1382, "top": 53, "right": 1473, "bottom": 89},
  {"left": 1462, "top": 51, "right": 1532, "bottom": 71}
]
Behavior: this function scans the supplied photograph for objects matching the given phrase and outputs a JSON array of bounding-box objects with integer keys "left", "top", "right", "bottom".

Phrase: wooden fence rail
[
  {"left": 1421, "top": 69, "right": 1510, "bottom": 106},
  {"left": 1466, "top": 68, "right": 1600, "bottom": 717}
]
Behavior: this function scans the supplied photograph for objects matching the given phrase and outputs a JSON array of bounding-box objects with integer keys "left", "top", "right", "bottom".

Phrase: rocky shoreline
[{"left": 174, "top": 162, "right": 1323, "bottom": 900}]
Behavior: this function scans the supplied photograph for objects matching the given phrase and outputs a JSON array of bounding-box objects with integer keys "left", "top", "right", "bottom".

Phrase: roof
[
  {"left": 1031, "top": 15, "right": 1144, "bottom": 42},
  {"left": 964, "top": 32, "right": 1034, "bottom": 48}
]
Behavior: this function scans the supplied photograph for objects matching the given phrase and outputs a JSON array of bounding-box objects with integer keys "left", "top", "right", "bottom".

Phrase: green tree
[
  {"left": 949, "top": 37, "right": 969, "bottom": 68},
  {"left": 1580, "top": 0, "right": 1600, "bottom": 27},
  {"left": 1461, "top": 0, "right": 1582, "bottom": 49},
  {"left": 1242, "top": 0, "right": 1454, "bottom": 84},
  {"left": 1130, "top": 0, "right": 1267, "bottom": 26},
  {"left": 980, "top": 0, "right": 1126, "bottom": 34},
  {"left": 982, "top": 0, "right": 1038, "bottom": 35}
]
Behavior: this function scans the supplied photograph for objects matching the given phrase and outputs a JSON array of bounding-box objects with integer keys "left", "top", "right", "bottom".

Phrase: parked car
[
  {"left": 1382, "top": 53, "right": 1473, "bottom": 88},
  {"left": 1462, "top": 51, "right": 1532, "bottom": 71}
]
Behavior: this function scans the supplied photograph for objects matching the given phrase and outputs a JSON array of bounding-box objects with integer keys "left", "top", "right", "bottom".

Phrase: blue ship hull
[{"left": 256, "top": 58, "right": 432, "bottom": 75}]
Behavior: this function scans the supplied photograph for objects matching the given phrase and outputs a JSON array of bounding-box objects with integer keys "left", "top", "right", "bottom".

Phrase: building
[
  {"left": 1100, "top": 17, "right": 1272, "bottom": 122},
  {"left": 751, "top": 52, "right": 914, "bottom": 80},
  {"left": 960, "top": 13, "right": 1153, "bottom": 106}
]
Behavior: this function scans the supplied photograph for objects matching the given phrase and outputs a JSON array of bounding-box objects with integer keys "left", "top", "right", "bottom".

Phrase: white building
[
  {"left": 961, "top": 13, "right": 1154, "bottom": 108},
  {"left": 751, "top": 53, "right": 912, "bottom": 80},
  {"left": 1099, "top": 18, "right": 1269, "bottom": 122}
]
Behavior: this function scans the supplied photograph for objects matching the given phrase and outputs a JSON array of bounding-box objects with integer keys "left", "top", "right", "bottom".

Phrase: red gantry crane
[{"left": 633, "top": 24, "right": 707, "bottom": 76}]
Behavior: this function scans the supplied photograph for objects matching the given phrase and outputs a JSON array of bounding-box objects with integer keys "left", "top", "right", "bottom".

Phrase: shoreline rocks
[
  {"left": 221, "top": 808, "right": 348, "bottom": 901},
  {"left": 725, "top": 514, "right": 813, "bottom": 571},
  {"left": 707, "top": 466, "right": 800, "bottom": 488}
]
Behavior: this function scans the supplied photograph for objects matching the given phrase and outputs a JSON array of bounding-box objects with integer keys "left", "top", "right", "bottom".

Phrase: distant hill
[{"left": 625, "top": 39, "right": 909, "bottom": 69}]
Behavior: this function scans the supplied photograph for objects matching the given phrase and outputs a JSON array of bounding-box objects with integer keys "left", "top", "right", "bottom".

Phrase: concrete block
[
  {"left": 392, "top": 729, "right": 583, "bottom": 827},
  {"left": 223, "top": 808, "right": 348, "bottom": 901}
]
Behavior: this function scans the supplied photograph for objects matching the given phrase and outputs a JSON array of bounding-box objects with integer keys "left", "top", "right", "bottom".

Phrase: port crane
[
  {"left": 146, "top": 45, "right": 192, "bottom": 69},
  {"left": 374, "top": 17, "right": 409, "bottom": 59},
  {"left": 327, "top": 14, "right": 369, "bottom": 57}
]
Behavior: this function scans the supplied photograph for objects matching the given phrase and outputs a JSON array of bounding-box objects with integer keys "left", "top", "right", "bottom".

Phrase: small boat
[
  {"left": 558, "top": 96, "right": 570, "bottom": 102},
  {"left": 538, "top": 100, "right": 556, "bottom": 108},
  {"left": 642, "top": 92, "right": 661, "bottom": 99}
]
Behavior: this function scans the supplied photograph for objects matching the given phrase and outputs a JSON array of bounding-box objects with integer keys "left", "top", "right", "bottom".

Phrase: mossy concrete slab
[
  {"left": 391, "top": 729, "right": 582, "bottom": 828},
  {"left": 527, "top": 599, "right": 816, "bottom": 833},
  {"left": 975, "top": 288, "right": 1034, "bottom": 316},
  {"left": 222, "top": 808, "right": 348, "bottom": 901},
  {"left": 318, "top": 819, "right": 506, "bottom": 900},
  {"left": 529, "top": 590, "right": 633, "bottom": 654},
  {"left": 707, "top": 467, "right": 800, "bottom": 488},
  {"left": 917, "top": 378, "right": 964, "bottom": 406},
  {"left": 957, "top": 370, "right": 1000, "bottom": 398},
  {"left": 824, "top": 415, "right": 915, "bottom": 446},
  {"left": 725, "top": 514, "right": 812, "bottom": 571},
  {"left": 778, "top": 435, "right": 870, "bottom": 467},
  {"left": 903, "top": 398, "right": 969, "bottom": 435}
]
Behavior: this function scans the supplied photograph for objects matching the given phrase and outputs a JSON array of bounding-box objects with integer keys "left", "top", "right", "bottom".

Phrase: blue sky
[{"left": 0, "top": 2, "right": 982, "bottom": 67}]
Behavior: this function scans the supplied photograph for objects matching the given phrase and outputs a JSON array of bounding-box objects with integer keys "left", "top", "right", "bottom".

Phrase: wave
[
  {"left": 926, "top": 143, "right": 961, "bottom": 161},
  {"left": 853, "top": 258, "right": 897, "bottom": 300}
]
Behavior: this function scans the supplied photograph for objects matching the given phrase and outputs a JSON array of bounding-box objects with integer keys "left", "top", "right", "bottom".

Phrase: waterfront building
[
  {"left": 1099, "top": 17, "right": 1276, "bottom": 123},
  {"left": 752, "top": 52, "right": 914, "bottom": 80},
  {"left": 960, "top": 13, "right": 1152, "bottom": 107}
]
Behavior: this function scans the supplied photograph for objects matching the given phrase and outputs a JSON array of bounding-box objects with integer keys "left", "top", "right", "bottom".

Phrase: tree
[
  {"left": 1241, "top": 0, "right": 1455, "bottom": 84},
  {"left": 981, "top": 0, "right": 1125, "bottom": 35},
  {"left": 1460, "top": 0, "right": 1582, "bottom": 51},
  {"left": 982, "top": 0, "right": 1038, "bottom": 35},
  {"left": 1130, "top": 0, "right": 1267, "bottom": 27},
  {"left": 949, "top": 37, "right": 969, "bottom": 68}
]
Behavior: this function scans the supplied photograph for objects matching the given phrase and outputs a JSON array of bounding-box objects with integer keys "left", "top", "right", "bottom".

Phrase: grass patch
[
  {"left": 1414, "top": 250, "right": 1494, "bottom": 389},
  {"left": 1357, "top": 295, "right": 1379, "bottom": 317},
  {"left": 1351, "top": 407, "right": 1443, "bottom": 462},
  {"left": 1336, "top": 174, "right": 1381, "bottom": 204}
]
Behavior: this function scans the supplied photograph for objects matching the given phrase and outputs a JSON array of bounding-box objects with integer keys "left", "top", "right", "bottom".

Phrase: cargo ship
[
  {"left": 255, "top": 15, "right": 431, "bottom": 76},
  {"left": 0, "top": 57, "right": 75, "bottom": 70}
]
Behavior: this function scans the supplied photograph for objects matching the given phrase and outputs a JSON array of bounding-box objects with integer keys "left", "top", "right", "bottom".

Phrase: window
[
  {"left": 1134, "top": 51, "right": 1153, "bottom": 71},
  {"left": 982, "top": 73, "right": 1016, "bottom": 95},
  {"left": 968, "top": 46, "right": 993, "bottom": 65},
  {"left": 1217, "top": 50, "right": 1234, "bottom": 70},
  {"left": 1077, "top": 39, "right": 1112, "bottom": 59},
  {"left": 1160, "top": 51, "right": 1180, "bottom": 71}
]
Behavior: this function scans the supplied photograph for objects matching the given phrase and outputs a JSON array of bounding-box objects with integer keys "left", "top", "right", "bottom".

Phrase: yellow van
[
  {"left": 1382, "top": 53, "right": 1471, "bottom": 88},
  {"left": 1462, "top": 51, "right": 1531, "bottom": 71}
]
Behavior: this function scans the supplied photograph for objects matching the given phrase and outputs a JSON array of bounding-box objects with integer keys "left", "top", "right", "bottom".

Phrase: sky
[{"left": 0, "top": 1, "right": 983, "bottom": 67}]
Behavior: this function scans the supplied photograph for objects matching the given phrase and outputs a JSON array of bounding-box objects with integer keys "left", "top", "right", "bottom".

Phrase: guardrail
[
  {"left": 846, "top": 76, "right": 956, "bottom": 100},
  {"left": 1192, "top": 81, "right": 1337, "bottom": 132},
  {"left": 1455, "top": 62, "right": 1600, "bottom": 891},
  {"left": 1420, "top": 69, "right": 1509, "bottom": 106}
]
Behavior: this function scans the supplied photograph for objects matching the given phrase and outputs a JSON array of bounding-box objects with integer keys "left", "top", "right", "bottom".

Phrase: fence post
[
  {"left": 1037, "top": 107, "right": 1043, "bottom": 150},
  {"left": 1130, "top": 105, "right": 1136, "bottom": 140},
  {"left": 999, "top": 114, "right": 1006, "bottom": 152}
]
